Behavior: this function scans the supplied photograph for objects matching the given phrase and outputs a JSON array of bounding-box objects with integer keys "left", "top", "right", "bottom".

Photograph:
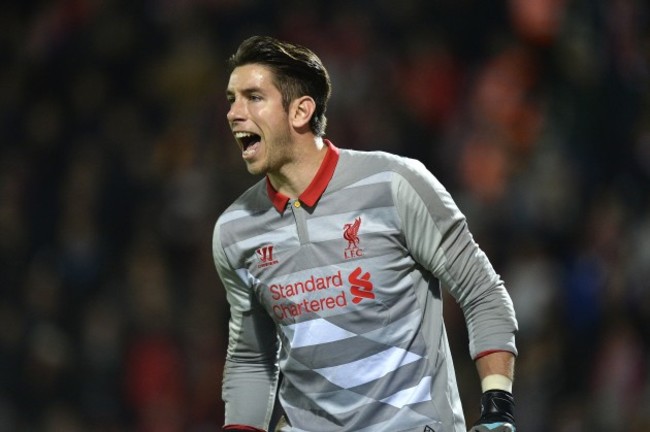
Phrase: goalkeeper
[{"left": 214, "top": 36, "right": 518, "bottom": 432}]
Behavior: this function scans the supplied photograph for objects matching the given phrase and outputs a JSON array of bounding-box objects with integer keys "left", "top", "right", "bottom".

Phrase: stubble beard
[{"left": 247, "top": 127, "right": 293, "bottom": 177}]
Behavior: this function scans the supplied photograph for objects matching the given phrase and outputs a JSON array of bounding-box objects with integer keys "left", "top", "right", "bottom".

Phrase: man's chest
[{"left": 237, "top": 201, "right": 413, "bottom": 324}]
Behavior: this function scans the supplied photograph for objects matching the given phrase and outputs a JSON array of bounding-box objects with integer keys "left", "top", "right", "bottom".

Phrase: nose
[{"left": 227, "top": 97, "right": 245, "bottom": 123}]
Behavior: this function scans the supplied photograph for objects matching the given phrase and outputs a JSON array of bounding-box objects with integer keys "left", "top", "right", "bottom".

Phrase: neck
[{"left": 268, "top": 136, "right": 326, "bottom": 199}]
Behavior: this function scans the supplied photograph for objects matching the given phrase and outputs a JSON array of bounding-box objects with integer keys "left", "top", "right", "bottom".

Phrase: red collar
[{"left": 266, "top": 140, "right": 340, "bottom": 212}]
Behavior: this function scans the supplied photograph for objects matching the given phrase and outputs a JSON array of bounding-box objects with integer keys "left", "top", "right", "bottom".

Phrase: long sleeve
[
  {"left": 213, "top": 220, "right": 280, "bottom": 430},
  {"left": 390, "top": 159, "right": 517, "bottom": 359}
]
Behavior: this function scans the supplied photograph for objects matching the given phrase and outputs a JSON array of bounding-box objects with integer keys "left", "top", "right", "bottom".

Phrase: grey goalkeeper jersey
[{"left": 213, "top": 141, "right": 517, "bottom": 432}]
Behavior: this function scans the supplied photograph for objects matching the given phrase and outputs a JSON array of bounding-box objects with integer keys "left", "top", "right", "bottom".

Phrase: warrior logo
[
  {"left": 343, "top": 217, "right": 364, "bottom": 259},
  {"left": 349, "top": 266, "right": 374, "bottom": 304},
  {"left": 256, "top": 245, "right": 279, "bottom": 268}
]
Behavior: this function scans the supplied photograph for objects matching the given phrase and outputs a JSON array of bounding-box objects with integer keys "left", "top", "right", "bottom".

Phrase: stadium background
[{"left": 1, "top": 0, "right": 649, "bottom": 430}]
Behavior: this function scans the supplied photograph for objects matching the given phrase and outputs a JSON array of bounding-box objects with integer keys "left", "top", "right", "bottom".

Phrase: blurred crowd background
[{"left": 1, "top": 0, "right": 649, "bottom": 431}]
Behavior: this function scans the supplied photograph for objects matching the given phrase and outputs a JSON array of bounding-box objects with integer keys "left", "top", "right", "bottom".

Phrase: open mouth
[{"left": 234, "top": 131, "right": 261, "bottom": 157}]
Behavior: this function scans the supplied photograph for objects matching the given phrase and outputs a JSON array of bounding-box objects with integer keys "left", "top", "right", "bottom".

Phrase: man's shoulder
[
  {"left": 216, "top": 178, "right": 268, "bottom": 225},
  {"left": 337, "top": 147, "right": 428, "bottom": 179}
]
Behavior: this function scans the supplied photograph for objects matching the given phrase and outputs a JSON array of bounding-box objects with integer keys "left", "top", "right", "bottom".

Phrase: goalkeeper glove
[{"left": 468, "top": 390, "right": 516, "bottom": 432}]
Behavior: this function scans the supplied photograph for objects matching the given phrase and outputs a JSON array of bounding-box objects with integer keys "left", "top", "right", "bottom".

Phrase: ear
[{"left": 290, "top": 96, "right": 316, "bottom": 131}]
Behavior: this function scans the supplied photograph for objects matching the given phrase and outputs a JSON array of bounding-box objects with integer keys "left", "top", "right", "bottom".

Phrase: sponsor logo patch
[
  {"left": 256, "top": 245, "right": 279, "bottom": 268},
  {"left": 270, "top": 267, "right": 375, "bottom": 319},
  {"left": 349, "top": 267, "right": 374, "bottom": 304}
]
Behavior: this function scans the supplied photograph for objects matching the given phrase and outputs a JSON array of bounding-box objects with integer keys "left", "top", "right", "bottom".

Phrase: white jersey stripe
[
  {"left": 218, "top": 208, "right": 255, "bottom": 224},
  {"left": 314, "top": 347, "right": 422, "bottom": 389},
  {"left": 287, "top": 319, "right": 357, "bottom": 348},
  {"left": 342, "top": 171, "right": 392, "bottom": 189},
  {"left": 380, "top": 376, "right": 432, "bottom": 408},
  {"left": 225, "top": 224, "right": 299, "bottom": 257}
]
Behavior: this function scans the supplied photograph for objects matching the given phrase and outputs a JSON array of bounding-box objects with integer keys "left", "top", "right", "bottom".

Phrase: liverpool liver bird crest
[{"left": 343, "top": 217, "right": 361, "bottom": 250}]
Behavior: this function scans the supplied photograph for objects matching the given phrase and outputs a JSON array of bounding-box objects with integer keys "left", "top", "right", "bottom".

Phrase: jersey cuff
[
  {"left": 474, "top": 349, "right": 515, "bottom": 360},
  {"left": 223, "top": 424, "right": 267, "bottom": 432}
]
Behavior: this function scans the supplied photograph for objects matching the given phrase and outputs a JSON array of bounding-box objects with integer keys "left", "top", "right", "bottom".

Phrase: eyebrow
[{"left": 226, "top": 86, "right": 264, "bottom": 98}]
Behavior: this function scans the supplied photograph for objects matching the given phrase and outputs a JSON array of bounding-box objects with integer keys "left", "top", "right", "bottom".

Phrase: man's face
[{"left": 226, "top": 64, "right": 293, "bottom": 176}]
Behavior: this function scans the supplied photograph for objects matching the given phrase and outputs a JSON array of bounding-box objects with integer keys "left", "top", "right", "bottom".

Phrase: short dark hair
[{"left": 228, "top": 36, "right": 331, "bottom": 137}]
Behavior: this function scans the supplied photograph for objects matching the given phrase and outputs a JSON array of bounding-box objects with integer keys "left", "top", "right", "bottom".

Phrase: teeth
[{"left": 234, "top": 131, "right": 255, "bottom": 138}]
